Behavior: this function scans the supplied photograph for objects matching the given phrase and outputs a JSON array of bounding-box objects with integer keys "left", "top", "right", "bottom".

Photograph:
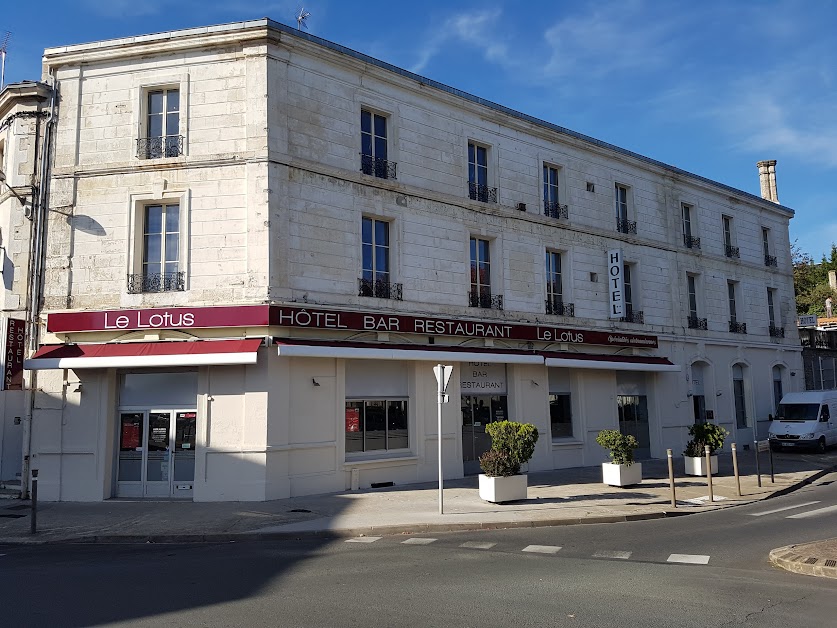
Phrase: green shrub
[
  {"left": 479, "top": 450, "right": 517, "bottom": 477},
  {"left": 595, "top": 429, "right": 639, "bottom": 466},
  {"left": 481, "top": 421, "right": 540, "bottom": 476},
  {"left": 683, "top": 422, "right": 728, "bottom": 457}
]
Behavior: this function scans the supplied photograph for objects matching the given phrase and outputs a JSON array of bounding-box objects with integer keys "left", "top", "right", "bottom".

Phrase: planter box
[
  {"left": 684, "top": 455, "right": 718, "bottom": 476},
  {"left": 602, "top": 462, "right": 642, "bottom": 487},
  {"left": 479, "top": 473, "right": 528, "bottom": 503}
]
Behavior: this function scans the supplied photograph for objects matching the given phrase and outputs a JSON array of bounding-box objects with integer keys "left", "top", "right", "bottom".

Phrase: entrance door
[
  {"left": 617, "top": 395, "right": 651, "bottom": 460},
  {"left": 117, "top": 410, "right": 196, "bottom": 498},
  {"left": 461, "top": 395, "right": 508, "bottom": 475}
]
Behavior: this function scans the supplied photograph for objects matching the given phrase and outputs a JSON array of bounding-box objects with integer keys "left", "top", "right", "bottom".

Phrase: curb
[
  {"left": 762, "top": 464, "right": 837, "bottom": 500},
  {"left": 769, "top": 543, "right": 837, "bottom": 579}
]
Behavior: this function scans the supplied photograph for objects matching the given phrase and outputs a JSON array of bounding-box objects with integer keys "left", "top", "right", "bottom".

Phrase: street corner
[{"left": 769, "top": 540, "right": 837, "bottom": 579}]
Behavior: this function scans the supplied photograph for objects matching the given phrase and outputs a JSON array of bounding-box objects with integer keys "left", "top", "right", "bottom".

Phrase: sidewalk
[{"left": 1, "top": 450, "right": 836, "bottom": 578}]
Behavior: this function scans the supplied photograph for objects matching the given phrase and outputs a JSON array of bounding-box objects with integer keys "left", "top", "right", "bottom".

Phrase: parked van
[{"left": 768, "top": 391, "right": 837, "bottom": 452}]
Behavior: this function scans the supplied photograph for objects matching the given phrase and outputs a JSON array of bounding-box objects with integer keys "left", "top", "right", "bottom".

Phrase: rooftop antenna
[
  {"left": 296, "top": 7, "right": 310, "bottom": 30},
  {"left": 0, "top": 32, "right": 10, "bottom": 90}
]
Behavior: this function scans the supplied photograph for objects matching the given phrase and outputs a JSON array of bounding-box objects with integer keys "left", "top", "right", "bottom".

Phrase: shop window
[
  {"left": 549, "top": 394, "right": 572, "bottom": 439},
  {"left": 772, "top": 366, "right": 784, "bottom": 414},
  {"left": 345, "top": 399, "right": 408, "bottom": 453}
]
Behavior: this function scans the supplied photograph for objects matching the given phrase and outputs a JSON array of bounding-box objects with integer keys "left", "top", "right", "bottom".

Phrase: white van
[{"left": 768, "top": 391, "right": 837, "bottom": 452}]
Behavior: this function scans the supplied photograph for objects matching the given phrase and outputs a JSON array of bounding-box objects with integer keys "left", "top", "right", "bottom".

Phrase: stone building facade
[{"left": 21, "top": 19, "right": 801, "bottom": 501}]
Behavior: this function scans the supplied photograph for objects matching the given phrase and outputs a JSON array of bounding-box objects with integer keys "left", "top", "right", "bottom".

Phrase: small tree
[
  {"left": 595, "top": 429, "right": 638, "bottom": 466},
  {"left": 479, "top": 421, "right": 539, "bottom": 476},
  {"left": 683, "top": 423, "right": 728, "bottom": 457}
]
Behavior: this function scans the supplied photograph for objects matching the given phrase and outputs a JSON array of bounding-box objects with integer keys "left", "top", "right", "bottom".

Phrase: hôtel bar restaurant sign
[{"left": 47, "top": 304, "right": 658, "bottom": 349}]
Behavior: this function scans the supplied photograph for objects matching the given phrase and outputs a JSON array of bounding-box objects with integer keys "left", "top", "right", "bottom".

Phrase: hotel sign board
[
  {"left": 46, "top": 304, "right": 658, "bottom": 349},
  {"left": 4, "top": 318, "right": 26, "bottom": 390},
  {"left": 607, "top": 249, "right": 624, "bottom": 320}
]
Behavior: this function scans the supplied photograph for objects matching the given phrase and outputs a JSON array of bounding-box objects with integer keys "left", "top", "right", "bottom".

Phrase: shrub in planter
[
  {"left": 683, "top": 422, "right": 729, "bottom": 457},
  {"left": 478, "top": 421, "right": 539, "bottom": 477},
  {"left": 595, "top": 429, "right": 639, "bottom": 466}
]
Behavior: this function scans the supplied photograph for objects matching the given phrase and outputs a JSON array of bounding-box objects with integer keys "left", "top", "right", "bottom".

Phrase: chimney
[{"left": 757, "top": 159, "right": 779, "bottom": 203}]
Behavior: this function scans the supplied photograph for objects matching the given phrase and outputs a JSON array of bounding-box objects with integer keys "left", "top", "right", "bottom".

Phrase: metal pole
[
  {"left": 731, "top": 442, "right": 741, "bottom": 496},
  {"left": 704, "top": 445, "right": 714, "bottom": 503},
  {"left": 438, "top": 380, "right": 443, "bottom": 515},
  {"left": 769, "top": 444, "right": 775, "bottom": 484},
  {"left": 666, "top": 448, "right": 676, "bottom": 508},
  {"left": 30, "top": 468, "right": 38, "bottom": 534},
  {"left": 754, "top": 440, "right": 762, "bottom": 487}
]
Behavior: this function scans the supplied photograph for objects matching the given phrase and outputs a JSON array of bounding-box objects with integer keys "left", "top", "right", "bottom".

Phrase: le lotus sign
[{"left": 46, "top": 304, "right": 658, "bottom": 349}]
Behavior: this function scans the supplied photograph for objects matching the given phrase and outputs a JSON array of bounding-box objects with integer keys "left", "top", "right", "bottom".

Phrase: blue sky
[{"left": 3, "top": 1, "right": 836, "bottom": 259}]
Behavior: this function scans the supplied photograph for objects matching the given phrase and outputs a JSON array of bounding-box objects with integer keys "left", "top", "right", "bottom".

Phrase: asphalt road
[{"left": 3, "top": 475, "right": 837, "bottom": 628}]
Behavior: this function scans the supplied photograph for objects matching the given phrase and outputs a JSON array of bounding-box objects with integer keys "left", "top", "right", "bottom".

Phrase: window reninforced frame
[
  {"left": 345, "top": 398, "right": 409, "bottom": 454},
  {"left": 133, "top": 73, "right": 190, "bottom": 161},
  {"left": 360, "top": 108, "right": 396, "bottom": 180},
  {"left": 615, "top": 183, "right": 636, "bottom": 234},
  {"left": 468, "top": 140, "right": 497, "bottom": 203}
]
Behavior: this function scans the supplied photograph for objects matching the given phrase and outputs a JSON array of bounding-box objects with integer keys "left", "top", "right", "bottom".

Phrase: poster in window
[
  {"left": 345, "top": 407, "right": 360, "bottom": 432},
  {"left": 121, "top": 417, "right": 141, "bottom": 451}
]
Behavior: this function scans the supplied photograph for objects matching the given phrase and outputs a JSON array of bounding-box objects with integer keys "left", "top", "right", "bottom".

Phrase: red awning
[
  {"left": 25, "top": 339, "right": 263, "bottom": 370},
  {"left": 543, "top": 352, "right": 680, "bottom": 372}
]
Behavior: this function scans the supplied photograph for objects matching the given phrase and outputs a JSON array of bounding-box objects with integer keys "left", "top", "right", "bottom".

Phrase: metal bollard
[
  {"left": 705, "top": 445, "right": 714, "bottom": 503},
  {"left": 667, "top": 449, "right": 676, "bottom": 508},
  {"left": 30, "top": 469, "right": 38, "bottom": 535},
  {"left": 731, "top": 443, "right": 741, "bottom": 496},
  {"left": 754, "top": 440, "right": 762, "bottom": 487}
]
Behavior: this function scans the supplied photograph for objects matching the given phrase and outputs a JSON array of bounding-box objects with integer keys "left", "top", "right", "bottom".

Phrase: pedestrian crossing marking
[
  {"left": 522, "top": 545, "right": 562, "bottom": 554},
  {"left": 345, "top": 536, "right": 382, "bottom": 543},
  {"left": 749, "top": 501, "right": 820, "bottom": 516},
  {"left": 402, "top": 538, "right": 437, "bottom": 545},
  {"left": 593, "top": 550, "right": 631, "bottom": 560},
  {"left": 787, "top": 504, "right": 837, "bottom": 519},
  {"left": 460, "top": 541, "right": 496, "bottom": 550},
  {"left": 667, "top": 554, "right": 710, "bottom": 565}
]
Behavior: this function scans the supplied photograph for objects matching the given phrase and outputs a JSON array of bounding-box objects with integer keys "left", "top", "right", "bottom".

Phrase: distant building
[{"left": 16, "top": 19, "right": 802, "bottom": 501}]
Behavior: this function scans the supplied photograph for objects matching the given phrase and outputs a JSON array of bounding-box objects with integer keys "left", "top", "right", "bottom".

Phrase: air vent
[{"left": 516, "top": 202, "right": 527, "bottom": 211}]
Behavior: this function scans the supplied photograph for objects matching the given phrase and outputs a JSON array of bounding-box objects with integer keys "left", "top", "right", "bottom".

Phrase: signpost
[{"left": 433, "top": 364, "right": 453, "bottom": 514}]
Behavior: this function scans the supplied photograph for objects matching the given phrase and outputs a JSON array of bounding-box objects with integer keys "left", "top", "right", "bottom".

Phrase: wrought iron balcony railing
[
  {"left": 765, "top": 254, "right": 778, "bottom": 267},
  {"left": 468, "top": 182, "right": 497, "bottom": 203},
  {"left": 127, "top": 271, "right": 185, "bottom": 294},
  {"left": 545, "top": 298, "right": 574, "bottom": 317},
  {"left": 620, "top": 309, "right": 644, "bottom": 324},
  {"left": 358, "top": 277, "right": 403, "bottom": 300},
  {"left": 769, "top": 325, "right": 785, "bottom": 338},
  {"left": 360, "top": 154, "right": 397, "bottom": 180},
  {"left": 800, "top": 329, "right": 837, "bottom": 349},
  {"left": 688, "top": 315, "right": 708, "bottom": 330},
  {"left": 137, "top": 135, "right": 183, "bottom": 159},
  {"left": 543, "top": 200, "right": 568, "bottom": 219},
  {"left": 725, "top": 245, "right": 740, "bottom": 259},
  {"left": 684, "top": 235, "right": 701, "bottom": 249},
  {"left": 469, "top": 291, "right": 503, "bottom": 310},
  {"left": 729, "top": 320, "right": 747, "bottom": 334},
  {"left": 616, "top": 218, "right": 637, "bottom": 235}
]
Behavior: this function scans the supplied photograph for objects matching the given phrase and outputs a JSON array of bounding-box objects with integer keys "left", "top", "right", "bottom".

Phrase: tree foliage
[{"left": 793, "top": 241, "right": 837, "bottom": 315}]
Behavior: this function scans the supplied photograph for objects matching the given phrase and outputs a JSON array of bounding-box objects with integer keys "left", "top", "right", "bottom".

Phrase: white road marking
[
  {"left": 345, "top": 536, "right": 382, "bottom": 543},
  {"left": 667, "top": 554, "right": 710, "bottom": 565},
  {"left": 786, "top": 504, "right": 837, "bottom": 519},
  {"left": 593, "top": 550, "right": 632, "bottom": 560},
  {"left": 682, "top": 495, "right": 728, "bottom": 505},
  {"left": 748, "top": 501, "right": 820, "bottom": 516},
  {"left": 460, "top": 541, "right": 496, "bottom": 550},
  {"left": 401, "top": 538, "right": 437, "bottom": 545},
  {"left": 522, "top": 545, "right": 562, "bottom": 554}
]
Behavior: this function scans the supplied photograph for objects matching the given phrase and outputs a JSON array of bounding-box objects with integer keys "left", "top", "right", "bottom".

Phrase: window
[
  {"left": 687, "top": 275, "right": 698, "bottom": 319},
  {"left": 360, "top": 110, "right": 395, "bottom": 179},
  {"left": 682, "top": 203, "right": 700, "bottom": 248},
  {"left": 140, "top": 89, "right": 181, "bottom": 159},
  {"left": 767, "top": 289, "right": 783, "bottom": 336},
  {"left": 549, "top": 394, "right": 573, "bottom": 439},
  {"left": 359, "top": 217, "right": 401, "bottom": 299},
  {"left": 621, "top": 264, "right": 643, "bottom": 323},
  {"left": 470, "top": 237, "right": 500, "bottom": 308},
  {"left": 772, "top": 366, "right": 783, "bottom": 414},
  {"left": 767, "top": 288, "right": 775, "bottom": 327},
  {"left": 545, "top": 251, "right": 572, "bottom": 316},
  {"left": 723, "top": 215, "right": 739, "bottom": 258},
  {"left": 732, "top": 364, "right": 748, "bottom": 429},
  {"left": 345, "top": 399, "right": 408, "bottom": 453},
  {"left": 543, "top": 165, "right": 566, "bottom": 218},
  {"left": 615, "top": 184, "right": 636, "bottom": 233},
  {"left": 128, "top": 203, "right": 184, "bottom": 293},
  {"left": 468, "top": 142, "right": 495, "bottom": 202},
  {"left": 727, "top": 281, "right": 745, "bottom": 332},
  {"left": 763, "top": 227, "right": 777, "bottom": 266}
]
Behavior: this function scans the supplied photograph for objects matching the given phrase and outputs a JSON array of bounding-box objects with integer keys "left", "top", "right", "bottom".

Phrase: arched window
[{"left": 733, "top": 364, "right": 748, "bottom": 428}]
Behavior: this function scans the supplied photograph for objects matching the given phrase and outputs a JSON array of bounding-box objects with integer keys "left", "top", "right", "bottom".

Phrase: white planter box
[
  {"left": 479, "top": 473, "right": 528, "bottom": 503},
  {"left": 601, "top": 462, "right": 642, "bottom": 487},
  {"left": 684, "top": 455, "right": 718, "bottom": 476}
]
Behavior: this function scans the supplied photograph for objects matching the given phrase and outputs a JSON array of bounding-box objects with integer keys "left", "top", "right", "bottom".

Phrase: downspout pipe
[{"left": 21, "top": 73, "right": 56, "bottom": 499}]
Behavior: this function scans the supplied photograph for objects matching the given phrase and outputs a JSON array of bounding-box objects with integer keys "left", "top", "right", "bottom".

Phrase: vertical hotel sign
[
  {"left": 4, "top": 319, "right": 25, "bottom": 390},
  {"left": 607, "top": 249, "right": 624, "bottom": 319}
]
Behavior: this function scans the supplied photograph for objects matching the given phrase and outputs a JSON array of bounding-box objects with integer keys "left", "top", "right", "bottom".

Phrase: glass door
[
  {"left": 617, "top": 395, "right": 651, "bottom": 460},
  {"left": 117, "top": 412, "right": 145, "bottom": 498},
  {"left": 461, "top": 395, "right": 509, "bottom": 475},
  {"left": 145, "top": 411, "right": 172, "bottom": 497},
  {"left": 173, "top": 411, "right": 196, "bottom": 497}
]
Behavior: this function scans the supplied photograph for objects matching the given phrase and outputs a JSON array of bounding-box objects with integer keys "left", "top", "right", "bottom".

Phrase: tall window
[
  {"left": 723, "top": 215, "right": 738, "bottom": 257},
  {"left": 624, "top": 264, "right": 635, "bottom": 315},
  {"left": 546, "top": 250, "right": 562, "bottom": 303},
  {"left": 470, "top": 237, "right": 491, "bottom": 295},
  {"left": 763, "top": 227, "right": 777, "bottom": 266},
  {"left": 360, "top": 217, "right": 393, "bottom": 298},
  {"left": 728, "top": 281, "right": 737, "bottom": 324},
  {"left": 615, "top": 184, "right": 629, "bottom": 222},
  {"left": 732, "top": 364, "right": 747, "bottom": 429},
  {"left": 543, "top": 165, "right": 565, "bottom": 217},
  {"left": 345, "top": 399, "right": 408, "bottom": 453},
  {"left": 549, "top": 394, "right": 572, "bottom": 439},
  {"left": 468, "top": 143, "right": 493, "bottom": 202},
  {"left": 772, "top": 366, "right": 784, "bottom": 414},
  {"left": 767, "top": 288, "right": 776, "bottom": 327},
  {"left": 145, "top": 89, "right": 180, "bottom": 158},
  {"left": 361, "top": 110, "right": 393, "bottom": 179},
  {"left": 140, "top": 203, "right": 181, "bottom": 292},
  {"left": 688, "top": 275, "right": 698, "bottom": 319},
  {"left": 682, "top": 203, "right": 699, "bottom": 248}
]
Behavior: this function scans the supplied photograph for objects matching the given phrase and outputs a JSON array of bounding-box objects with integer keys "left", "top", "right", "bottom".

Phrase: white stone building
[{"left": 20, "top": 19, "right": 801, "bottom": 501}]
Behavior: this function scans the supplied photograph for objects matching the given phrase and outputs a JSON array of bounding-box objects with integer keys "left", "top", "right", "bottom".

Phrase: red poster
[
  {"left": 345, "top": 408, "right": 360, "bottom": 432},
  {"left": 121, "top": 421, "right": 140, "bottom": 450}
]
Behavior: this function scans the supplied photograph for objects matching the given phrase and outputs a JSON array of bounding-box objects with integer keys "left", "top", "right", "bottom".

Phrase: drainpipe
[{"left": 20, "top": 73, "right": 56, "bottom": 498}]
